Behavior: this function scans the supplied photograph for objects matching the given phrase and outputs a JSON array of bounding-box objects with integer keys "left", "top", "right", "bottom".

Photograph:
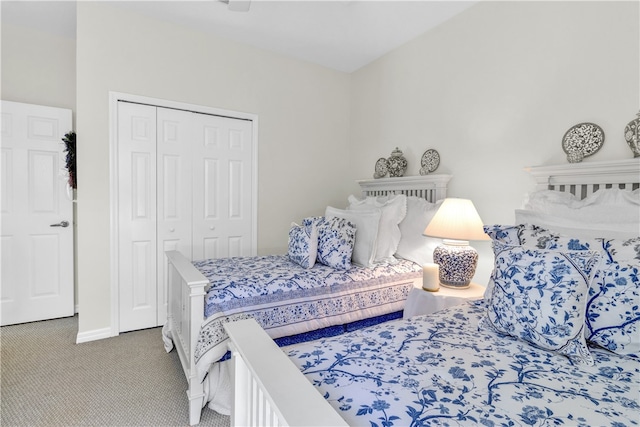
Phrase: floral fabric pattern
[
  {"left": 192, "top": 255, "right": 421, "bottom": 382},
  {"left": 288, "top": 222, "right": 318, "bottom": 269},
  {"left": 304, "top": 216, "right": 356, "bottom": 270},
  {"left": 515, "top": 224, "right": 640, "bottom": 358},
  {"left": 586, "top": 260, "right": 639, "bottom": 358},
  {"left": 286, "top": 301, "right": 640, "bottom": 427},
  {"left": 480, "top": 242, "right": 600, "bottom": 365}
]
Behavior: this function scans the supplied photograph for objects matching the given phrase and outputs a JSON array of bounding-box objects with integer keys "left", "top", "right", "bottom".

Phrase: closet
[{"left": 116, "top": 100, "right": 255, "bottom": 332}]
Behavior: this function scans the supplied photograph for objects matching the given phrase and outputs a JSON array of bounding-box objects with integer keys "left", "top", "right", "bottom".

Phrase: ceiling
[{"left": 2, "top": 0, "right": 477, "bottom": 73}]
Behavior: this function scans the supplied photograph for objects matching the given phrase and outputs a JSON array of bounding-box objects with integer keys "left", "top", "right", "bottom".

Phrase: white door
[
  {"left": 1, "top": 100, "right": 74, "bottom": 326},
  {"left": 117, "top": 102, "right": 158, "bottom": 333},
  {"left": 156, "top": 107, "right": 193, "bottom": 326},
  {"left": 192, "top": 114, "right": 254, "bottom": 260}
]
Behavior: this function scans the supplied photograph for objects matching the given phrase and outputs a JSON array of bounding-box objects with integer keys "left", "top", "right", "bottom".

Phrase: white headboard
[
  {"left": 357, "top": 174, "right": 453, "bottom": 203},
  {"left": 525, "top": 159, "right": 640, "bottom": 200}
]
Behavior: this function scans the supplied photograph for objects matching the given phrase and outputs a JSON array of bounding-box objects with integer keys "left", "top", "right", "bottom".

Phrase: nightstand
[{"left": 403, "top": 282, "right": 485, "bottom": 319}]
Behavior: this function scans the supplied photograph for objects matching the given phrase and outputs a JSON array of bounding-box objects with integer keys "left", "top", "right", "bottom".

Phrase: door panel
[
  {"left": 117, "top": 102, "right": 157, "bottom": 332},
  {"left": 156, "top": 107, "right": 193, "bottom": 326},
  {"left": 192, "top": 114, "right": 253, "bottom": 260},
  {"left": 1, "top": 100, "right": 73, "bottom": 326}
]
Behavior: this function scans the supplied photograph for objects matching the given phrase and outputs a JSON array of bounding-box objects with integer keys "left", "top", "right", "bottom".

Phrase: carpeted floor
[{"left": 0, "top": 315, "right": 230, "bottom": 426}]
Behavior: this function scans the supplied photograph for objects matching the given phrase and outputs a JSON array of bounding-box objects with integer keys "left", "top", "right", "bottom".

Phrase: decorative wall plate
[
  {"left": 562, "top": 122, "right": 605, "bottom": 158},
  {"left": 373, "top": 158, "right": 388, "bottom": 179},
  {"left": 419, "top": 149, "right": 440, "bottom": 175}
]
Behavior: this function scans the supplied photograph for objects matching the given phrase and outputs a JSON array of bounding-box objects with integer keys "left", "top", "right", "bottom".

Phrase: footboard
[
  {"left": 165, "top": 250, "right": 209, "bottom": 426},
  {"left": 225, "top": 318, "right": 349, "bottom": 427}
]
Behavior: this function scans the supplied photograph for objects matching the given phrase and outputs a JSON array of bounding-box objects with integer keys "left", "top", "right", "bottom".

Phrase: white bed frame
[
  {"left": 223, "top": 159, "right": 639, "bottom": 427},
  {"left": 164, "top": 174, "right": 452, "bottom": 425}
]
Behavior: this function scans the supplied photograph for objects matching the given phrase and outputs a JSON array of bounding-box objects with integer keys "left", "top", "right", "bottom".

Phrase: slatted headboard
[
  {"left": 357, "top": 174, "right": 453, "bottom": 202},
  {"left": 525, "top": 159, "right": 640, "bottom": 200}
]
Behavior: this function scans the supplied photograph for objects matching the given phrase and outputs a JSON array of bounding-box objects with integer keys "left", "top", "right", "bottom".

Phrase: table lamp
[{"left": 423, "top": 198, "right": 489, "bottom": 289}]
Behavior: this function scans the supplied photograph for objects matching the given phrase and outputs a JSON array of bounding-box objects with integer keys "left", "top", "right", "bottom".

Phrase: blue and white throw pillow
[
  {"left": 516, "top": 225, "right": 640, "bottom": 357},
  {"left": 586, "top": 260, "right": 639, "bottom": 358},
  {"left": 480, "top": 242, "right": 601, "bottom": 365},
  {"left": 288, "top": 222, "right": 318, "bottom": 269},
  {"left": 483, "top": 224, "right": 521, "bottom": 245},
  {"left": 303, "top": 216, "right": 356, "bottom": 270},
  {"left": 482, "top": 224, "right": 522, "bottom": 300}
]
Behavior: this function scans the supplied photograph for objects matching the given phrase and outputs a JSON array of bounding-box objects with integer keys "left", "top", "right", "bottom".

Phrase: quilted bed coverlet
[
  {"left": 286, "top": 300, "right": 640, "bottom": 427},
  {"left": 192, "top": 255, "right": 421, "bottom": 382}
]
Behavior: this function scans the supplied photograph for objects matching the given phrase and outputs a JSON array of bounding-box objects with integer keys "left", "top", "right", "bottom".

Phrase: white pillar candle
[{"left": 422, "top": 263, "right": 440, "bottom": 292}]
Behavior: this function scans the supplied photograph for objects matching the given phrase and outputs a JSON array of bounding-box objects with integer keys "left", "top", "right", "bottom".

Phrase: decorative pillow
[
  {"left": 479, "top": 242, "right": 601, "bottom": 365},
  {"left": 287, "top": 222, "right": 318, "bottom": 269},
  {"left": 303, "top": 216, "right": 355, "bottom": 270},
  {"left": 515, "top": 224, "right": 640, "bottom": 357},
  {"left": 516, "top": 224, "right": 640, "bottom": 262},
  {"left": 325, "top": 206, "right": 381, "bottom": 268},
  {"left": 394, "top": 197, "right": 442, "bottom": 266},
  {"left": 347, "top": 194, "right": 407, "bottom": 263},
  {"left": 483, "top": 224, "right": 520, "bottom": 245},
  {"left": 482, "top": 224, "right": 522, "bottom": 300},
  {"left": 586, "top": 261, "right": 639, "bottom": 358}
]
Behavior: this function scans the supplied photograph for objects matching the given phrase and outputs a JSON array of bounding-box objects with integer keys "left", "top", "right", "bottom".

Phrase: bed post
[{"left": 165, "top": 250, "right": 209, "bottom": 426}]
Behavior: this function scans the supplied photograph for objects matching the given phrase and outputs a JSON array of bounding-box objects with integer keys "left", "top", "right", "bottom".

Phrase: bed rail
[
  {"left": 357, "top": 174, "right": 452, "bottom": 202},
  {"left": 525, "top": 158, "right": 640, "bottom": 199},
  {"left": 225, "top": 318, "right": 349, "bottom": 427},
  {"left": 165, "top": 250, "right": 209, "bottom": 426}
]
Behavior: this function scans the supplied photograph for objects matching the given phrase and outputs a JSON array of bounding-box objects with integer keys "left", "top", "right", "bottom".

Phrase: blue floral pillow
[
  {"left": 480, "top": 242, "right": 601, "bottom": 365},
  {"left": 483, "top": 224, "right": 520, "bottom": 245},
  {"left": 516, "top": 225, "right": 640, "bottom": 357},
  {"left": 303, "top": 216, "right": 356, "bottom": 270},
  {"left": 482, "top": 225, "right": 522, "bottom": 300},
  {"left": 586, "top": 261, "right": 639, "bottom": 358},
  {"left": 288, "top": 222, "right": 318, "bottom": 269}
]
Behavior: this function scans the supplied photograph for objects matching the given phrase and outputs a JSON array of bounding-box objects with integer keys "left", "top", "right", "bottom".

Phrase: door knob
[{"left": 50, "top": 220, "right": 70, "bottom": 228}]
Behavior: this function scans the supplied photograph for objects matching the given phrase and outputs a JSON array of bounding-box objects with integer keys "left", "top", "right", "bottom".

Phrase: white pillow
[
  {"left": 514, "top": 210, "right": 639, "bottom": 239},
  {"left": 523, "top": 189, "right": 640, "bottom": 224},
  {"left": 325, "top": 206, "right": 381, "bottom": 268},
  {"left": 394, "top": 197, "right": 443, "bottom": 265},
  {"left": 347, "top": 194, "right": 407, "bottom": 263}
]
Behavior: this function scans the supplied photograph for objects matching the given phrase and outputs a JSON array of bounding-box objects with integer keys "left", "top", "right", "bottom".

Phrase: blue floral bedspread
[
  {"left": 286, "top": 300, "right": 640, "bottom": 427},
  {"left": 192, "top": 255, "right": 421, "bottom": 382}
]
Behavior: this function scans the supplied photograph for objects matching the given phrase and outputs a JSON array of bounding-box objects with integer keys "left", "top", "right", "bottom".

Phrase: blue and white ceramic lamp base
[{"left": 432, "top": 239, "right": 479, "bottom": 289}]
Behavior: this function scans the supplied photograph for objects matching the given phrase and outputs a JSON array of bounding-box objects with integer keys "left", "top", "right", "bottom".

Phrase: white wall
[
  {"left": 348, "top": 1, "right": 639, "bottom": 283},
  {"left": 1, "top": 23, "right": 76, "bottom": 113},
  {"left": 75, "top": 3, "right": 351, "bottom": 334}
]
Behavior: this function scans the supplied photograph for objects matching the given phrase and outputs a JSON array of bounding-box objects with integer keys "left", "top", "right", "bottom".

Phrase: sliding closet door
[
  {"left": 117, "top": 102, "right": 158, "bottom": 332},
  {"left": 156, "top": 107, "right": 193, "bottom": 325},
  {"left": 192, "top": 114, "right": 254, "bottom": 260}
]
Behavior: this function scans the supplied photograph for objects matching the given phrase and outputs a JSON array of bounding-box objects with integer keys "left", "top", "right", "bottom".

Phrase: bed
[
  {"left": 162, "top": 173, "right": 452, "bottom": 425},
  {"left": 224, "top": 158, "right": 640, "bottom": 427}
]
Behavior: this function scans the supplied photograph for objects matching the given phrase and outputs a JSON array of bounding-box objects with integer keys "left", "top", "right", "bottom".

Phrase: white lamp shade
[{"left": 423, "top": 198, "right": 489, "bottom": 241}]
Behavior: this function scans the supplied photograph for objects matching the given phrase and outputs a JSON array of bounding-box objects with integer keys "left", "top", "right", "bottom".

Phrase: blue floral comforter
[
  {"left": 192, "top": 255, "right": 421, "bottom": 382},
  {"left": 286, "top": 300, "right": 640, "bottom": 427}
]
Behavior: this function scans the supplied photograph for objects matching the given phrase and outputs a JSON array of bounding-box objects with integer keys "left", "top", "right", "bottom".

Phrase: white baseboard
[{"left": 76, "top": 327, "right": 112, "bottom": 344}]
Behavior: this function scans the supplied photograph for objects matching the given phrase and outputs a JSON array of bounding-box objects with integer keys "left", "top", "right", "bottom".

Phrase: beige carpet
[{"left": 1, "top": 315, "right": 230, "bottom": 427}]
